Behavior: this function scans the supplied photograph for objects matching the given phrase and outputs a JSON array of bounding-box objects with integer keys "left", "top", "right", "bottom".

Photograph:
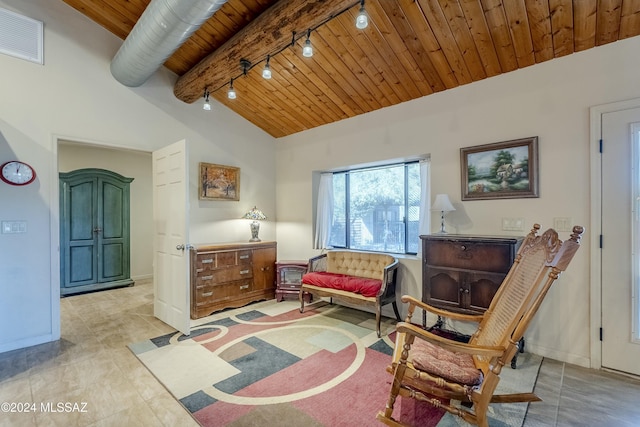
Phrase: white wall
[
  {"left": 58, "top": 142, "right": 153, "bottom": 280},
  {"left": 4, "top": 0, "right": 639, "bottom": 368},
  {"left": 275, "top": 35, "right": 640, "bottom": 367},
  {"left": 0, "top": 0, "right": 275, "bottom": 352}
]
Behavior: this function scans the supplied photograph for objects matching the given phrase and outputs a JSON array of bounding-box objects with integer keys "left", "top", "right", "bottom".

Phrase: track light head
[
  {"left": 302, "top": 30, "right": 313, "bottom": 57},
  {"left": 227, "top": 79, "right": 236, "bottom": 99},
  {"left": 262, "top": 55, "right": 272, "bottom": 79},
  {"left": 203, "top": 89, "right": 211, "bottom": 111},
  {"left": 355, "top": 1, "right": 369, "bottom": 30}
]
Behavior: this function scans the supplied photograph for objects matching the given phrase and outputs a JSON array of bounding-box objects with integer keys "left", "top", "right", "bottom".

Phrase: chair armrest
[
  {"left": 307, "top": 253, "right": 327, "bottom": 273},
  {"left": 396, "top": 322, "right": 504, "bottom": 358},
  {"left": 401, "top": 295, "right": 484, "bottom": 323}
]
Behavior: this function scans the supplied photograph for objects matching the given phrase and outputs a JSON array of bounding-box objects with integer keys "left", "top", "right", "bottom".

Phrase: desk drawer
[
  {"left": 196, "top": 265, "right": 253, "bottom": 285},
  {"left": 424, "top": 239, "right": 514, "bottom": 273},
  {"left": 196, "top": 250, "right": 252, "bottom": 272},
  {"left": 216, "top": 250, "right": 252, "bottom": 267},
  {"left": 195, "top": 279, "right": 253, "bottom": 305}
]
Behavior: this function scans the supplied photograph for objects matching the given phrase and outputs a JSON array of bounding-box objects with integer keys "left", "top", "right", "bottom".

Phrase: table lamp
[
  {"left": 431, "top": 194, "right": 455, "bottom": 234},
  {"left": 242, "top": 206, "right": 267, "bottom": 242}
]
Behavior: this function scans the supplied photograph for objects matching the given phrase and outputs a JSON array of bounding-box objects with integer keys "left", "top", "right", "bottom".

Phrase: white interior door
[
  {"left": 152, "top": 139, "right": 190, "bottom": 335},
  {"left": 601, "top": 107, "right": 640, "bottom": 376}
]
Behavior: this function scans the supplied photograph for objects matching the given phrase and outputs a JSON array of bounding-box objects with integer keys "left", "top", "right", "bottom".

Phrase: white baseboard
[
  {"left": 524, "top": 342, "right": 591, "bottom": 368},
  {"left": 0, "top": 333, "right": 57, "bottom": 354}
]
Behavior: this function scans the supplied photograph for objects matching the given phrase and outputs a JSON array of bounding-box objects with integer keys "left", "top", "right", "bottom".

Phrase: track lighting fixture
[
  {"left": 262, "top": 55, "right": 272, "bottom": 79},
  {"left": 355, "top": 0, "right": 368, "bottom": 29},
  {"left": 227, "top": 79, "right": 236, "bottom": 99},
  {"left": 302, "top": 29, "right": 313, "bottom": 58},
  {"left": 215, "top": 4, "right": 372, "bottom": 99},
  {"left": 202, "top": 89, "right": 211, "bottom": 110}
]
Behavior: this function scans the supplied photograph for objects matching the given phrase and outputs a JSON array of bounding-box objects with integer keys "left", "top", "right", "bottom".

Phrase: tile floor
[
  {"left": 0, "top": 280, "right": 198, "bottom": 427},
  {"left": 1, "top": 280, "right": 639, "bottom": 426}
]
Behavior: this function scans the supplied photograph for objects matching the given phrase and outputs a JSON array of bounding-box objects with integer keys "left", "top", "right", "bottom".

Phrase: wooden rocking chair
[{"left": 377, "top": 224, "right": 583, "bottom": 427}]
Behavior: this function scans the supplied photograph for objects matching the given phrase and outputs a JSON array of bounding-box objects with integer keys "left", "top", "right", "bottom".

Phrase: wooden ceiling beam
[{"left": 174, "top": 0, "right": 359, "bottom": 104}]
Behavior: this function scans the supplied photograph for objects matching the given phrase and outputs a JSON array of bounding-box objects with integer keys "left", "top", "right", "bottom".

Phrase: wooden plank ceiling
[{"left": 62, "top": 0, "right": 640, "bottom": 138}]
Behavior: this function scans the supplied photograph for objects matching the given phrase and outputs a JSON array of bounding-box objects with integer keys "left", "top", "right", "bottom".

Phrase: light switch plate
[
  {"left": 1, "top": 221, "right": 27, "bottom": 234},
  {"left": 502, "top": 217, "right": 525, "bottom": 231}
]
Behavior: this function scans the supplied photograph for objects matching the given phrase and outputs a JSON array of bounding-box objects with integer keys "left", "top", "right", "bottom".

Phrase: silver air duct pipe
[{"left": 110, "top": 0, "right": 228, "bottom": 87}]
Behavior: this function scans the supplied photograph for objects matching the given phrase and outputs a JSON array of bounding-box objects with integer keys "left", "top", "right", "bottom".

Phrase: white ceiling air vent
[{"left": 0, "top": 8, "right": 43, "bottom": 65}]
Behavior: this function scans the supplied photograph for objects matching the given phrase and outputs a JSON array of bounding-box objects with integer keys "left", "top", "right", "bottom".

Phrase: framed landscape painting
[
  {"left": 461, "top": 137, "right": 539, "bottom": 201},
  {"left": 199, "top": 163, "right": 240, "bottom": 201}
]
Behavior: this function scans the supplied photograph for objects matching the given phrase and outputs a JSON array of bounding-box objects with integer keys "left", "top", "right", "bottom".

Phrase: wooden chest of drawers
[
  {"left": 421, "top": 234, "right": 523, "bottom": 318},
  {"left": 190, "top": 241, "right": 276, "bottom": 319}
]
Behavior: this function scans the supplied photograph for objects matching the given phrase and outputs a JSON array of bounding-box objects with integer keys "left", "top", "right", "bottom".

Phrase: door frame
[
  {"left": 50, "top": 134, "right": 153, "bottom": 340},
  {"left": 589, "top": 97, "right": 640, "bottom": 369}
]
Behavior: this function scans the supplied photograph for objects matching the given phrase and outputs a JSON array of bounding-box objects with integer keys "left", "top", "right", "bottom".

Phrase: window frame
[{"left": 329, "top": 160, "right": 421, "bottom": 256}]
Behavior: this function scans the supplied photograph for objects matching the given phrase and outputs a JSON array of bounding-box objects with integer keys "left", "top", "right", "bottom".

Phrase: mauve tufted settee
[{"left": 299, "top": 251, "right": 400, "bottom": 337}]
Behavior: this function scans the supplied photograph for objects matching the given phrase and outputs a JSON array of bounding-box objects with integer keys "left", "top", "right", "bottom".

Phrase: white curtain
[
  {"left": 418, "top": 159, "right": 431, "bottom": 238},
  {"left": 314, "top": 173, "right": 334, "bottom": 249}
]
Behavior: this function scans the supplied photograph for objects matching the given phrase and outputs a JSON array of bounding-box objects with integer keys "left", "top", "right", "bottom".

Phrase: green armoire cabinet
[{"left": 59, "top": 168, "right": 134, "bottom": 295}]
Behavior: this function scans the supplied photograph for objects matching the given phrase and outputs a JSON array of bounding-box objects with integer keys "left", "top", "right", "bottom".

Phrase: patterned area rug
[{"left": 129, "top": 300, "right": 542, "bottom": 426}]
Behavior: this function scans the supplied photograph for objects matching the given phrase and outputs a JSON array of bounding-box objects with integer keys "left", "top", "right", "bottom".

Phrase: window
[{"left": 328, "top": 161, "right": 423, "bottom": 255}]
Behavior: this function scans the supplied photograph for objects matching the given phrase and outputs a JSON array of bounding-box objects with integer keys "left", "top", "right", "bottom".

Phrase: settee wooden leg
[{"left": 299, "top": 289, "right": 305, "bottom": 313}]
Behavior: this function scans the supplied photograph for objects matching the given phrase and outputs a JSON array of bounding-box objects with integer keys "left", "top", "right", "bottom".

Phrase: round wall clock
[{"left": 1, "top": 161, "right": 37, "bottom": 186}]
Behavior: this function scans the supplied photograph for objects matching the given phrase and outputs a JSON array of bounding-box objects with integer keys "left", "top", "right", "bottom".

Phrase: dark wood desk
[{"left": 421, "top": 233, "right": 524, "bottom": 367}]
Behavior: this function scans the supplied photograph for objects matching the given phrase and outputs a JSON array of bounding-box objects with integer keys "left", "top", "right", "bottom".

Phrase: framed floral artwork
[{"left": 461, "top": 137, "right": 539, "bottom": 201}]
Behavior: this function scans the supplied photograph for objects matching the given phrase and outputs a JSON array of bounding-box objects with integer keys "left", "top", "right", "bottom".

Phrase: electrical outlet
[
  {"left": 553, "top": 217, "right": 572, "bottom": 232},
  {"left": 502, "top": 218, "right": 525, "bottom": 231}
]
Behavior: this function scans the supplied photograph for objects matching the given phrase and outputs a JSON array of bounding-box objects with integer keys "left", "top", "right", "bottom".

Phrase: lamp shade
[
  {"left": 242, "top": 206, "right": 267, "bottom": 220},
  {"left": 431, "top": 194, "right": 455, "bottom": 212}
]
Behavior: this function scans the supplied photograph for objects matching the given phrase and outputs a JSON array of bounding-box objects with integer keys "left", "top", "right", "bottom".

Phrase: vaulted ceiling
[{"left": 61, "top": 0, "right": 640, "bottom": 138}]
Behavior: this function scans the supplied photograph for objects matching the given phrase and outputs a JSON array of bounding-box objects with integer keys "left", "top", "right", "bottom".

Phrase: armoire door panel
[
  {"left": 102, "top": 243, "right": 125, "bottom": 279},
  {"left": 69, "top": 180, "right": 96, "bottom": 241},
  {"left": 102, "top": 181, "right": 124, "bottom": 238},
  {"left": 68, "top": 245, "right": 96, "bottom": 285}
]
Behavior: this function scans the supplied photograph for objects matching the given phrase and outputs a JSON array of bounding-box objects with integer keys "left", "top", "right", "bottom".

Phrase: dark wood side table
[
  {"left": 276, "top": 260, "right": 311, "bottom": 302},
  {"left": 420, "top": 234, "right": 524, "bottom": 367}
]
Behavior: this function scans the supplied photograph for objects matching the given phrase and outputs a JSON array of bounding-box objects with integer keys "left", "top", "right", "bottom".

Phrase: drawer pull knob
[
  {"left": 240, "top": 255, "right": 249, "bottom": 259},
  {"left": 201, "top": 258, "right": 213, "bottom": 264},
  {"left": 202, "top": 291, "right": 213, "bottom": 297},
  {"left": 240, "top": 284, "right": 249, "bottom": 290},
  {"left": 460, "top": 245, "right": 466, "bottom": 251},
  {"left": 240, "top": 269, "right": 250, "bottom": 274},
  {"left": 200, "top": 275, "right": 213, "bottom": 280}
]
